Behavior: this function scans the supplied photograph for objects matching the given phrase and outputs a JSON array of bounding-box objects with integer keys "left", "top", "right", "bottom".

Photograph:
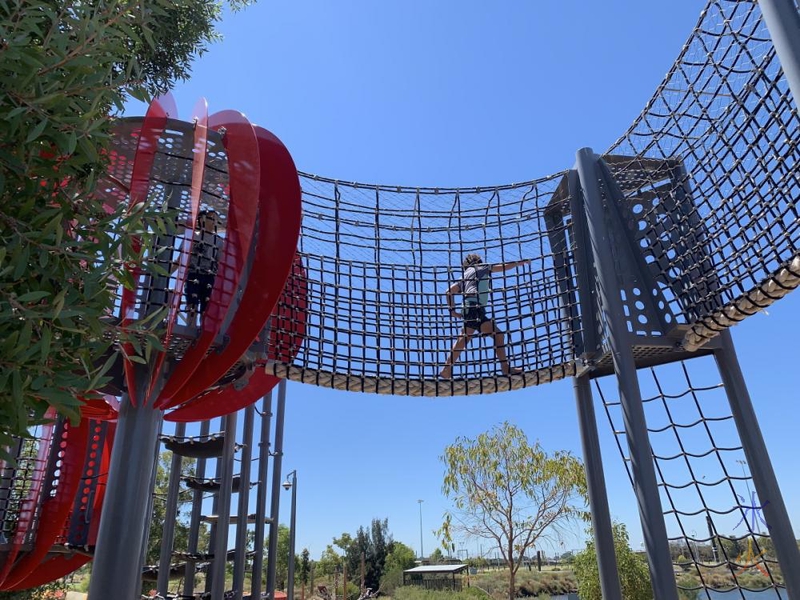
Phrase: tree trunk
[{"left": 508, "top": 568, "right": 516, "bottom": 600}]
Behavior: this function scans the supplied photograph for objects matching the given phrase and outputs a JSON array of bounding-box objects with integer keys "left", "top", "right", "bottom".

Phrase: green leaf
[
  {"left": 25, "top": 118, "right": 49, "bottom": 143},
  {"left": 17, "top": 291, "right": 50, "bottom": 303}
]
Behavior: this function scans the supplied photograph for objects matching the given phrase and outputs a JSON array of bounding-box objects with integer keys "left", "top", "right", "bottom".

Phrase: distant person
[
  {"left": 185, "top": 209, "right": 223, "bottom": 324},
  {"left": 439, "top": 253, "right": 530, "bottom": 379}
]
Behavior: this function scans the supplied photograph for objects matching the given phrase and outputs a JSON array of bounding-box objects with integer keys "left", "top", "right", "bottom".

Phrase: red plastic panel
[
  {"left": 8, "top": 555, "right": 91, "bottom": 590},
  {"left": 120, "top": 94, "right": 177, "bottom": 406},
  {"left": 79, "top": 395, "right": 119, "bottom": 422},
  {"left": 2, "top": 418, "right": 90, "bottom": 589},
  {"left": 157, "top": 111, "right": 260, "bottom": 407},
  {"left": 162, "top": 124, "right": 302, "bottom": 408},
  {"left": 0, "top": 415, "right": 56, "bottom": 587},
  {"left": 148, "top": 98, "right": 210, "bottom": 398},
  {"left": 9, "top": 422, "right": 115, "bottom": 590},
  {"left": 166, "top": 254, "right": 307, "bottom": 422}
]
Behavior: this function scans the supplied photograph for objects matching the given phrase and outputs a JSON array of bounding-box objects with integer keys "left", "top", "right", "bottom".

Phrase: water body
[
  {"left": 706, "top": 590, "right": 785, "bottom": 599},
  {"left": 544, "top": 591, "right": 785, "bottom": 600}
]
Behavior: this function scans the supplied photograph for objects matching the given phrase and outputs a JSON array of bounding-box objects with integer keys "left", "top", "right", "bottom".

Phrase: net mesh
[
  {"left": 265, "top": 0, "right": 799, "bottom": 395},
  {"left": 606, "top": 0, "right": 800, "bottom": 350},
  {"left": 597, "top": 358, "right": 786, "bottom": 596}
]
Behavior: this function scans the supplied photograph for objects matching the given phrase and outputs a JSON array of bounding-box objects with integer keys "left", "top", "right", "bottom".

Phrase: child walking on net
[{"left": 439, "top": 253, "right": 529, "bottom": 379}]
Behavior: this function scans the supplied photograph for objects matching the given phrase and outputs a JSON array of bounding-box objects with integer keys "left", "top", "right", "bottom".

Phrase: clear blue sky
[{"left": 127, "top": 1, "right": 800, "bottom": 561}]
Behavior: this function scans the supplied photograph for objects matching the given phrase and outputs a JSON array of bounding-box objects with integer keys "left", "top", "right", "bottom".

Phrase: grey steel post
[
  {"left": 545, "top": 195, "right": 621, "bottom": 598},
  {"left": 286, "top": 471, "right": 298, "bottom": 600},
  {"left": 576, "top": 147, "right": 679, "bottom": 600},
  {"left": 233, "top": 405, "right": 256, "bottom": 600},
  {"left": 759, "top": 0, "right": 800, "bottom": 116},
  {"left": 266, "top": 380, "right": 288, "bottom": 598},
  {"left": 88, "top": 394, "right": 164, "bottom": 600},
  {"left": 574, "top": 377, "right": 623, "bottom": 600},
  {"left": 251, "top": 392, "right": 274, "bottom": 599},
  {"left": 713, "top": 329, "right": 800, "bottom": 595},
  {"left": 157, "top": 421, "right": 186, "bottom": 596},
  {"left": 183, "top": 419, "right": 211, "bottom": 599},
  {"left": 211, "top": 411, "right": 239, "bottom": 600}
]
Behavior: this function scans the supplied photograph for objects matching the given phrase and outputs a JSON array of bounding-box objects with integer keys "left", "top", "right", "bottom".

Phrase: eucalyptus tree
[{"left": 439, "top": 421, "right": 587, "bottom": 600}]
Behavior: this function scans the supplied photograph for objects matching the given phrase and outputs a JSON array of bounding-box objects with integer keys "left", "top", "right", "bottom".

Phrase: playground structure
[{"left": 0, "top": 0, "right": 799, "bottom": 598}]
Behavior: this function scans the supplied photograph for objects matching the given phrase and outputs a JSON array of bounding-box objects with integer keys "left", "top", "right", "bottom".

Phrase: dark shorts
[
  {"left": 185, "top": 271, "right": 216, "bottom": 313},
  {"left": 464, "top": 304, "right": 491, "bottom": 332}
]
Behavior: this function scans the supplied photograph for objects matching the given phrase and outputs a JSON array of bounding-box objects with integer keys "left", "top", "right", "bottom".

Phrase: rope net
[
  {"left": 265, "top": 0, "right": 799, "bottom": 394},
  {"left": 267, "top": 174, "right": 579, "bottom": 395},
  {"left": 606, "top": 0, "right": 800, "bottom": 351},
  {"left": 597, "top": 358, "right": 786, "bottom": 596}
]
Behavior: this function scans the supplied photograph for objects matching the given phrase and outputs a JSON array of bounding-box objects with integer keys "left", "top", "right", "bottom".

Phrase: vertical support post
[
  {"left": 287, "top": 471, "right": 298, "bottom": 600},
  {"left": 233, "top": 405, "right": 256, "bottom": 600},
  {"left": 574, "top": 377, "right": 623, "bottom": 600},
  {"left": 211, "top": 411, "right": 239, "bottom": 600},
  {"left": 546, "top": 191, "right": 621, "bottom": 598},
  {"left": 713, "top": 329, "right": 800, "bottom": 595},
  {"left": 252, "top": 393, "right": 274, "bottom": 599},
  {"left": 759, "top": 0, "right": 800, "bottom": 116},
  {"left": 88, "top": 395, "right": 164, "bottom": 600},
  {"left": 157, "top": 421, "right": 186, "bottom": 596},
  {"left": 266, "top": 380, "right": 288, "bottom": 598},
  {"left": 183, "top": 420, "right": 211, "bottom": 599},
  {"left": 575, "top": 147, "right": 679, "bottom": 600}
]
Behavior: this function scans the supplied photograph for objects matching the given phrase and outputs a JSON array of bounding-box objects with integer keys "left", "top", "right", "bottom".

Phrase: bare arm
[
  {"left": 491, "top": 258, "right": 531, "bottom": 273},
  {"left": 444, "top": 282, "right": 462, "bottom": 318}
]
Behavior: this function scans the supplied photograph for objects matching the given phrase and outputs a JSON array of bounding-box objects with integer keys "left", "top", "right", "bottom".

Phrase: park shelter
[{"left": 402, "top": 564, "right": 468, "bottom": 591}]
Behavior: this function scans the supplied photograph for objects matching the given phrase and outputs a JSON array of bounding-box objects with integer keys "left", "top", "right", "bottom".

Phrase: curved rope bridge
[{"left": 265, "top": 0, "right": 799, "bottom": 396}]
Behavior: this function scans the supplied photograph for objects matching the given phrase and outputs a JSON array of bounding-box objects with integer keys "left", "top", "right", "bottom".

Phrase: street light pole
[
  {"left": 417, "top": 499, "right": 424, "bottom": 560},
  {"left": 284, "top": 470, "right": 298, "bottom": 600}
]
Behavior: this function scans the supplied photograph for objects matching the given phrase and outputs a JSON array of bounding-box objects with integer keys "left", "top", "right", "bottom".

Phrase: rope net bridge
[{"left": 265, "top": 0, "right": 799, "bottom": 396}]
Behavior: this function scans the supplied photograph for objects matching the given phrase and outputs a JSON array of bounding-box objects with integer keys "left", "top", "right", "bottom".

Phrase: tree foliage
[
  {"left": 145, "top": 451, "right": 206, "bottom": 566},
  {"left": 0, "top": 0, "right": 252, "bottom": 455},
  {"left": 314, "top": 519, "right": 408, "bottom": 595},
  {"left": 439, "top": 421, "right": 587, "bottom": 600},
  {"left": 572, "top": 523, "right": 653, "bottom": 600},
  {"left": 380, "top": 541, "right": 417, "bottom": 595}
]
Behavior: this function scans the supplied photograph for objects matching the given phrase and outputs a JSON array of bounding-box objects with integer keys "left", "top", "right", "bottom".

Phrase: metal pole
[
  {"left": 573, "top": 377, "right": 623, "bottom": 600},
  {"left": 183, "top": 420, "right": 211, "bottom": 599},
  {"left": 88, "top": 394, "right": 164, "bottom": 600},
  {"left": 157, "top": 421, "right": 186, "bottom": 596},
  {"left": 252, "top": 393, "right": 274, "bottom": 599},
  {"left": 759, "top": 0, "right": 800, "bottom": 116},
  {"left": 713, "top": 329, "right": 800, "bottom": 595},
  {"left": 266, "top": 380, "right": 288, "bottom": 598},
  {"left": 418, "top": 499, "right": 424, "bottom": 560},
  {"left": 211, "top": 411, "right": 239, "bottom": 600},
  {"left": 233, "top": 405, "right": 256, "bottom": 600},
  {"left": 287, "top": 471, "right": 297, "bottom": 600},
  {"left": 576, "top": 147, "right": 679, "bottom": 600}
]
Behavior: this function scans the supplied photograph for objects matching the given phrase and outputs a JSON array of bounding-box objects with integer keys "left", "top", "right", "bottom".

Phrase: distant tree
[
  {"left": 320, "top": 519, "right": 403, "bottom": 593},
  {"left": 381, "top": 541, "right": 417, "bottom": 593},
  {"left": 270, "top": 524, "right": 291, "bottom": 590},
  {"left": 572, "top": 523, "right": 652, "bottom": 600},
  {"left": 316, "top": 544, "right": 344, "bottom": 577},
  {"left": 146, "top": 451, "right": 206, "bottom": 565},
  {"left": 439, "top": 421, "right": 587, "bottom": 600},
  {"left": 299, "top": 548, "right": 311, "bottom": 600},
  {"left": 428, "top": 548, "right": 445, "bottom": 564}
]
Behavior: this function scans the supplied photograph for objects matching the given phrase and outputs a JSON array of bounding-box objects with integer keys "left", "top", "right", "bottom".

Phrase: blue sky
[{"left": 127, "top": 1, "right": 800, "bottom": 561}]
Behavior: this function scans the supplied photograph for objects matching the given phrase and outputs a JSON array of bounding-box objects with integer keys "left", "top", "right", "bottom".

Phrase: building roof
[{"left": 403, "top": 564, "right": 468, "bottom": 574}]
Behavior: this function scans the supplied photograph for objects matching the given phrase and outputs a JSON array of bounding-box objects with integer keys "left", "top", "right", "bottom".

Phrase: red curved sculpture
[{"left": 0, "top": 96, "right": 304, "bottom": 590}]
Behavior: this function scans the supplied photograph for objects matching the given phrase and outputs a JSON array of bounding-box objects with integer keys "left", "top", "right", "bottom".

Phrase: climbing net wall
[
  {"left": 265, "top": 0, "right": 799, "bottom": 396},
  {"left": 597, "top": 359, "right": 785, "bottom": 597},
  {"left": 606, "top": 0, "right": 800, "bottom": 351}
]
